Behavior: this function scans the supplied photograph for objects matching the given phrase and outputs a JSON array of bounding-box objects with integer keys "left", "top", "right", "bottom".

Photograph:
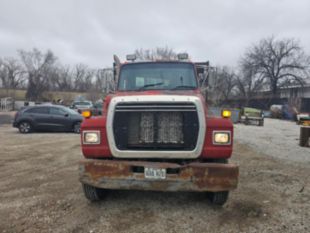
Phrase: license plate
[{"left": 144, "top": 167, "right": 166, "bottom": 179}]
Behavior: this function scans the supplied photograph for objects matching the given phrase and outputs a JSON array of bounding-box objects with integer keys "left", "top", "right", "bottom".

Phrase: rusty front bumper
[{"left": 79, "top": 159, "right": 239, "bottom": 192}]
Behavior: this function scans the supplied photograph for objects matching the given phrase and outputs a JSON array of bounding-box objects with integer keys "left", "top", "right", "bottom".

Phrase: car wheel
[
  {"left": 18, "top": 122, "right": 32, "bottom": 134},
  {"left": 82, "top": 184, "right": 106, "bottom": 201},
  {"left": 73, "top": 122, "right": 81, "bottom": 134}
]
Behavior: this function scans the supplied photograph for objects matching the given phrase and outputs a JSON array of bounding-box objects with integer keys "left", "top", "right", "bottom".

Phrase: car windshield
[{"left": 118, "top": 62, "right": 197, "bottom": 91}]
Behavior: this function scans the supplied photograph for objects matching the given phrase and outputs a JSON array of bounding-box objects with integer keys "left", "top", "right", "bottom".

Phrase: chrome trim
[
  {"left": 115, "top": 104, "right": 197, "bottom": 112},
  {"left": 82, "top": 130, "right": 101, "bottom": 145},
  {"left": 115, "top": 109, "right": 196, "bottom": 112},
  {"left": 212, "top": 130, "right": 231, "bottom": 145},
  {"left": 106, "top": 95, "right": 206, "bottom": 159},
  {"left": 115, "top": 105, "right": 196, "bottom": 108}
]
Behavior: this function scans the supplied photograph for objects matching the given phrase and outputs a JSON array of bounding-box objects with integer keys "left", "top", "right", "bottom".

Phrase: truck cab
[{"left": 79, "top": 54, "right": 238, "bottom": 205}]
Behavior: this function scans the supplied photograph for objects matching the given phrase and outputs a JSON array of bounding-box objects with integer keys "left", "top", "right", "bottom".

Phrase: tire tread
[{"left": 82, "top": 184, "right": 105, "bottom": 201}]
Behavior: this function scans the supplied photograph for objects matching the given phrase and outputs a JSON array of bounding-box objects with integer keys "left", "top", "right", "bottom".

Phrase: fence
[{"left": 0, "top": 97, "right": 14, "bottom": 111}]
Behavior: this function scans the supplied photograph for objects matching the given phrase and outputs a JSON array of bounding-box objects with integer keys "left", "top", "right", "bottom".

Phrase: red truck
[{"left": 79, "top": 54, "right": 239, "bottom": 205}]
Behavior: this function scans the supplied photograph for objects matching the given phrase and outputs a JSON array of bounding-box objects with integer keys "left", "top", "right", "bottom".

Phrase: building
[
  {"left": 228, "top": 83, "right": 310, "bottom": 112},
  {"left": 278, "top": 84, "right": 310, "bottom": 112}
]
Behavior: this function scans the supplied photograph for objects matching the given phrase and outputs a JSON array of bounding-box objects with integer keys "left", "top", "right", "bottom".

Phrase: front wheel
[
  {"left": 207, "top": 191, "right": 229, "bottom": 206},
  {"left": 19, "top": 122, "right": 32, "bottom": 134},
  {"left": 82, "top": 184, "right": 106, "bottom": 202}
]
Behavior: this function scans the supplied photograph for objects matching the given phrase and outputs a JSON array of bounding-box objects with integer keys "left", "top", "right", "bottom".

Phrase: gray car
[
  {"left": 70, "top": 101, "right": 93, "bottom": 113},
  {"left": 13, "top": 105, "right": 83, "bottom": 134}
]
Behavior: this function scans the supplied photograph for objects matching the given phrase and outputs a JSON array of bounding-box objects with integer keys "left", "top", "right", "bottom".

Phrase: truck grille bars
[
  {"left": 129, "top": 112, "right": 184, "bottom": 145},
  {"left": 113, "top": 103, "right": 199, "bottom": 151},
  {"left": 115, "top": 103, "right": 197, "bottom": 112}
]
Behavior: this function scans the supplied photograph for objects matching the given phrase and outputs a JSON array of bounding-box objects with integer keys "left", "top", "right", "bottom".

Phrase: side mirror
[{"left": 64, "top": 113, "right": 69, "bottom": 117}]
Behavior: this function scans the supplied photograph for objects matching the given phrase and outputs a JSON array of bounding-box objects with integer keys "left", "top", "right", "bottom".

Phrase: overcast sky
[{"left": 0, "top": 0, "right": 309, "bottom": 68}]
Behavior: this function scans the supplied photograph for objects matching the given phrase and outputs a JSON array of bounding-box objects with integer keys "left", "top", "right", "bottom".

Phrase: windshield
[{"left": 118, "top": 62, "right": 197, "bottom": 91}]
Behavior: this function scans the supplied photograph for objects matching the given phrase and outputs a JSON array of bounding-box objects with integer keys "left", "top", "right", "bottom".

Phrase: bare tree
[
  {"left": 95, "top": 68, "right": 114, "bottom": 94},
  {"left": 72, "top": 64, "right": 94, "bottom": 92},
  {"left": 19, "top": 48, "right": 57, "bottom": 101},
  {"left": 0, "top": 58, "right": 24, "bottom": 96},
  {"left": 219, "top": 67, "right": 237, "bottom": 103},
  {"left": 0, "top": 59, "right": 8, "bottom": 89},
  {"left": 0, "top": 48, "right": 118, "bottom": 102},
  {"left": 135, "top": 47, "right": 178, "bottom": 61},
  {"left": 243, "top": 37, "right": 310, "bottom": 97},
  {"left": 236, "top": 60, "right": 266, "bottom": 106},
  {"left": 49, "top": 65, "right": 73, "bottom": 91},
  {"left": 209, "top": 66, "right": 237, "bottom": 105}
]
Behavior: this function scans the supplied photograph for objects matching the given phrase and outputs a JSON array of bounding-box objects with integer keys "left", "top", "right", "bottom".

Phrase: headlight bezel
[
  {"left": 82, "top": 130, "right": 101, "bottom": 144},
  {"left": 212, "top": 130, "right": 231, "bottom": 145}
]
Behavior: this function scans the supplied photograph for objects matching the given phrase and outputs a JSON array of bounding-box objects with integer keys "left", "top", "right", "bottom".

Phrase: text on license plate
[{"left": 144, "top": 167, "right": 166, "bottom": 179}]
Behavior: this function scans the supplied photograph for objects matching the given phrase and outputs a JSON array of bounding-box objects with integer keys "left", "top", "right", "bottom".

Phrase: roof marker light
[
  {"left": 177, "top": 53, "right": 189, "bottom": 60},
  {"left": 126, "top": 54, "right": 136, "bottom": 62}
]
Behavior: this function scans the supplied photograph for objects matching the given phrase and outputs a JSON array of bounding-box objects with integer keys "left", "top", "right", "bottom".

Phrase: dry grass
[
  {"left": 0, "top": 89, "right": 26, "bottom": 100},
  {"left": 0, "top": 88, "right": 94, "bottom": 103}
]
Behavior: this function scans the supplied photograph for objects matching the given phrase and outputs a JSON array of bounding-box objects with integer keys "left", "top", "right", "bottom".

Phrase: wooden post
[{"left": 300, "top": 126, "right": 310, "bottom": 147}]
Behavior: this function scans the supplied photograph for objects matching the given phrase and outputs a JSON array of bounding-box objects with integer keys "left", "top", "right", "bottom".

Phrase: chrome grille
[
  {"left": 139, "top": 112, "right": 154, "bottom": 143},
  {"left": 157, "top": 112, "right": 183, "bottom": 144},
  {"left": 113, "top": 102, "right": 199, "bottom": 151}
]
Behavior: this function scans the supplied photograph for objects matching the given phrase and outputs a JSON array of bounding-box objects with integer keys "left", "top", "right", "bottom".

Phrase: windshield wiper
[
  {"left": 171, "top": 85, "right": 196, "bottom": 90},
  {"left": 138, "top": 82, "right": 164, "bottom": 90}
]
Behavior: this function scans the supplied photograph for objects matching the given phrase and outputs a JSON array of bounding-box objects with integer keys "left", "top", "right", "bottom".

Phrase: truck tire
[
  {"left": 19, "top": 121, "right": 32, "bottom": 134},
  {"left": 207, "top": 159, "right": 229, "bottom": 205},
  {"left": 208, "top": 191, "right": 229, "bottom": 206},
  {"left": 82, "top": 184, "right": 106, "bottom": 201}
]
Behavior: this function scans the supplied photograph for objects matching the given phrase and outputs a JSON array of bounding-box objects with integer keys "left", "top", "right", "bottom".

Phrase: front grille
[{"left": 113, "top": 102, "right": 199, "bottom": 151}]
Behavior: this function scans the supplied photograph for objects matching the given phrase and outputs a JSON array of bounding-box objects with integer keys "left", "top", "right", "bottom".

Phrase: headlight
[
  {"left": 213, "top": 131, "right": 231, "bottom": 145},
  {"left": 83, "top": 131, "right": 100, "bottom": 144}
]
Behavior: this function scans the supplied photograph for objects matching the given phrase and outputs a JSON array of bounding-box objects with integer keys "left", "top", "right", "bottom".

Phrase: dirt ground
[
  {"left": 0, "top": 123, "right": 309, "bottom": 233},
  {"left": 234, "top": 118, "right": 310, "bottom": 163}
]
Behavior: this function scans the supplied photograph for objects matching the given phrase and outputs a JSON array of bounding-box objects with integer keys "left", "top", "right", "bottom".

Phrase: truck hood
[{"left": 102, "top": 89, "right": 207, "bottom": 118}]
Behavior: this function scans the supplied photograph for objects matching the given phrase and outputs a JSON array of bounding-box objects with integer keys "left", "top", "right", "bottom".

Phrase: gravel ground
[
  {"left": 234, "top": 118, "right": 310, "bottom": 163},
  {"left": 0, "top": 112, "right": 15, "bottom": 125},
  {"left": 0, "top": 122, "right": 309, "bottom": 233}
]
